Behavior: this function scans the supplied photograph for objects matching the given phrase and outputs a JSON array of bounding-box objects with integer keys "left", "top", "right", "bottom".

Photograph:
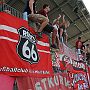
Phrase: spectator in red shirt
[
  {"left": 38, "top": 4, "right": 50, "bottom": 17},
  {"left": 75, "top": 37, "right": 83, "bottom": 54},
  {"left": 24, "top": 0, "right": 49, "bottom": 38},
  {"left": 38, "top": 4, "right": 58, "bottom": 49}
]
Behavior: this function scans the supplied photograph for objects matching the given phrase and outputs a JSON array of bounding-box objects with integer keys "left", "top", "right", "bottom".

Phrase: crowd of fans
[
  {"left": 0, "top": 0, "right": 90, "bottom": 65},
  {"left": 23, "top": 0, "right": 90, "bottom": 64},
  {"left": 23, "top": 0, "right": 70, "bottom": 49},
  {"left": 75, "top": 37, "right": 90, "bottom": 64}
]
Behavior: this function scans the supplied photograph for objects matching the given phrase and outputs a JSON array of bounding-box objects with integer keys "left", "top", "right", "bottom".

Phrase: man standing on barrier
[{"left": 38, "top": 4, "right": 58, "bottom": 49}]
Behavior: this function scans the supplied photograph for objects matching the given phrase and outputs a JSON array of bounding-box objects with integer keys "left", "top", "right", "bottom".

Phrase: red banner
[
  {"left": 54, "top": 45, "right": 90, "bottom": 90},
  {"left": 17, "top": 73, "right": 73, "bottom": 90},
  {"left": 54, "top": 45, "right": 86, "bottom": 72},
  {"left": 59, "top": 44, "right": 77, "bottom": 60},
  {"left": 68, "top": 72, "right": 89, "bottom": 90},
  {"left": 0, "top": 74, "right": 15, "bottom": 90},
  {"left": 87, "top": 66, "right": 90, "bottom": 88},
  {"left": 0, "top": 12, "right": 53, "bottom": 77}
]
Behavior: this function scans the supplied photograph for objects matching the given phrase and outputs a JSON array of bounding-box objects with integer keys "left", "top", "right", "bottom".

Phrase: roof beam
[
  {"left": 67, "top": 2, "right": 90, "bottom": 41},
  {"left": 7, "top": 0, "right": 17, "bottom": 6},
  {"left": 49, "top": 0, "right": 59, "bottom": 6},
  {"left": 21, "top": 0, "right": 25, "bottom": 3},
  {"left": 68, "top": 3, "right": 89, "bottom": 30},
  {"left": 61, "top": 9, "right": 82, "bottom": 33},
  {"left": 49, "top": 0, "right": 71, "bottom": 16},
  {"left": 68, "top": 29, "right": 90, "bottom": 41}
]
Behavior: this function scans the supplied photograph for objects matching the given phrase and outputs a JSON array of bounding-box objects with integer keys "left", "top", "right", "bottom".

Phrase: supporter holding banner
[{"left": 0, "top": 12, "right": 53, "bottom": 77}]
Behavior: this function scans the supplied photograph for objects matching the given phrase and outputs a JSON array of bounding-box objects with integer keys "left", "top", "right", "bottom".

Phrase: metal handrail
[{"left": 0, "top": 3, "right": 23, "bottom": 19}]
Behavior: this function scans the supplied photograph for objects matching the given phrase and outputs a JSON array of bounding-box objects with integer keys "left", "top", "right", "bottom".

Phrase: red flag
[
  {"left": 17, "top": 73, "right": 73, "bottom": 90},
  {"left": 0, "top": 74, "right": 15, "bottom": 90},
  {"left": 0, "top": 12, "right": 53, "bottom": 77}
]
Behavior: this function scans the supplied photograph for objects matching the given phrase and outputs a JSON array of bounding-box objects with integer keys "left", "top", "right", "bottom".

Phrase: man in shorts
[
  {"left": 38, "top": 4, "right": 58, "bottom": 48},
  {"left": 23, "top": 0, "right": 49, "bottom": 37},
  {"left": 52, "top": 14, "right": 61, "bottom": 48},
  {"left": 59, "top": 14, "right": 70, "bottom": 44}
]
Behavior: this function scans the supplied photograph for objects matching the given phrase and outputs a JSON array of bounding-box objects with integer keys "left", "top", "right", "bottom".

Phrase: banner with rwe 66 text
[{"left": 0, "top": 12, "right": 53, "bottom": 77}]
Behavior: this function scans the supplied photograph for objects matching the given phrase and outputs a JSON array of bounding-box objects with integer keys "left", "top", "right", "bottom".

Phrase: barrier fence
[{"left": 0, "top": 2, "right": 23, "bottom": 18}]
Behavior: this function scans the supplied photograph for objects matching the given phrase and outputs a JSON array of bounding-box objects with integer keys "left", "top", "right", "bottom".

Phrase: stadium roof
[{"left": 5, "top": 0, "right": 90, "bottom": 48}]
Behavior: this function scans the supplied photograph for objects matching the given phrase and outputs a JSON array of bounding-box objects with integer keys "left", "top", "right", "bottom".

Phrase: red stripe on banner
[
  {"left": 0, "top": 30, "right": 19, "bottom": 41},
  {"left": 37, "top": 44, "right": 50, "bottom": 52}
]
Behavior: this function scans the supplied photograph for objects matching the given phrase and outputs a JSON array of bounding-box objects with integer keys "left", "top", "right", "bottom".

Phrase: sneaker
[
  {"left": 37, "top": 32, "right": 42, "bottom": 38},
  {"left": 51, "top": 44, "right": 57, "bottom": 49}
]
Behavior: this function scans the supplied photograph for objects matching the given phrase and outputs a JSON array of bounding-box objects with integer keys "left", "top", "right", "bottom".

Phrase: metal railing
[{"left": 0, "top": 3, "right": 23, "bottom": 19}]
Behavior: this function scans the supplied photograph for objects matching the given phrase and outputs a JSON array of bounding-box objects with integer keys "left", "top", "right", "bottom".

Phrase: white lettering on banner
[
  {"left": 59, "top": 75, "right": 64, "bottom": 85},
  {"left": 83, "top": 83, "right": 89, "bottom": 89},
  {"left": 48, "top": 78, "right": 54, "bottom": 88},
  {"left": 22, "top": 29, "right": 36, "bottom": 44},
  {"left": 64, "top": 77, "right": 70, "bottom": 87},
  {"left": 73, "top": 73, "right": 89, "bottom": 89},
  {"left": 23, "top": 30, "right": 27, "bottom": 36},
  {"left": 73, "top": 61, "right": 85, "bottom": 70},
  {"left": 54, "top": 75, "right": 59, "bottom": 86},
  {"left": 59, "top": 54, "right": 85, "bottom": 70},
  {"left": 73, "top": 74, "right": 87, "bottom": 83},
  {"left": 35, "top": 74, "right": 71, "bottom": 90},
  {"left": 41, "top": 78, "right": 47, "bottom": 90},
  {"left": 78, "top": 84, "right": 83, "bottom": 90},
  {"left": 78, "top": 83, "right": 88, "bottom": 90},
  {"left": 0, "top": 66, "right": 50, "bottom": 74},
  {"left": 35, "top": 82, "right": 42, "bottom": 90}
]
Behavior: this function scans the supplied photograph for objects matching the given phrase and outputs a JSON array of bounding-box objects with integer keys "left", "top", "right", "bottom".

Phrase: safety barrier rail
[{"left": 0, "top": 3, "right": 23, "bottom": 19}]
